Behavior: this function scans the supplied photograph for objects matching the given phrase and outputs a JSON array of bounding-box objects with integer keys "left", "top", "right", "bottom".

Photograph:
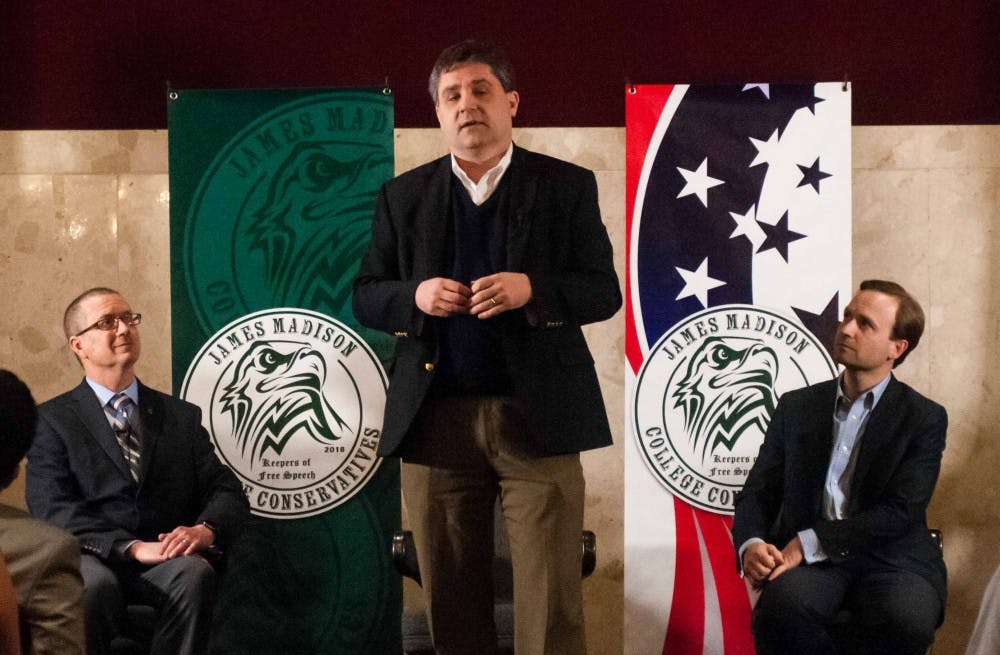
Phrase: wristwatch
[{"left": 200, "top": 521, "right": 219, "bottom": 541}]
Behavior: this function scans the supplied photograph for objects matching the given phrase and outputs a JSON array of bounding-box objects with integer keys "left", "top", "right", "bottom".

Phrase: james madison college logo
[
  {"left": 633, "top": 305, "right": 836, "bottom": 514},
  {"left": 182, "top": 308, "right": 387, "bottom": 518},
  {"left": 183, "top": 92, "right": 394, "bottom": 334}
]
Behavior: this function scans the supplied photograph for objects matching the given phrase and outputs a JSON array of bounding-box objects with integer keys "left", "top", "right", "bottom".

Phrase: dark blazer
[
  {"left": 732, "top": 375, "right": 948, "bottom": 607},
  {"left": 353, "top": 145, "right": 622, "bottom": 457},
  {"left": 26, "top": 380, "right": 249, "bottom": 561}
]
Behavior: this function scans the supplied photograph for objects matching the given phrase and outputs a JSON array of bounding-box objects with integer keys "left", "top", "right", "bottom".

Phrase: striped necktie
[{"left": 106, "top": 393, "right": 141, "bottom": 482}]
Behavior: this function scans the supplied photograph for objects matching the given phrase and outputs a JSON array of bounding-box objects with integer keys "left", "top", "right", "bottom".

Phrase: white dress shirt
[{"left": 450, "top": 143, "right": 514, "bottom": 205}]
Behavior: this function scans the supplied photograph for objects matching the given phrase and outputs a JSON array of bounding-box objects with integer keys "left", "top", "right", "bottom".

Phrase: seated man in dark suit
[
  {"left": 0, "top": 369, "right": 85, "bottom": 655},
  {"left": 733, "top": 280, "right": 947, "bottom": 655},
  {"left": 25, "top": 288, "right": 249, "bottom": 655}
]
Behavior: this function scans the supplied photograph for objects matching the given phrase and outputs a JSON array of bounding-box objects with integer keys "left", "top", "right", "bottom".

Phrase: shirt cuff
[
  {"left": 113, "top": 539, "right": 141, "bottom": 562},
  {"left": 798, "top": 529, "right": 828, "bottom": 564}
]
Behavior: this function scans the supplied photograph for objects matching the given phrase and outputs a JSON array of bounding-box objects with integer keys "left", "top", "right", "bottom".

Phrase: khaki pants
[{"left": 402, "top": 395, "right": 587, "bottom": 655}]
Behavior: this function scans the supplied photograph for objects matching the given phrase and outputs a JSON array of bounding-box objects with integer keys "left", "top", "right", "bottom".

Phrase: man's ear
[
  {"left": 69, "top": 336, "right": 86, "bottom": 360},
  {"left": 507, "top": 90, "right": 519, "bottom": 117},
  {"left": 889, "top": 338, "right": 909, "bottom": 362}
]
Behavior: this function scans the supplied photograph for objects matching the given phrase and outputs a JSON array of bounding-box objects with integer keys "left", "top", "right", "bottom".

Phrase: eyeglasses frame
[{"left": 74, "top": 312, "right": 142, "bottom": 337}]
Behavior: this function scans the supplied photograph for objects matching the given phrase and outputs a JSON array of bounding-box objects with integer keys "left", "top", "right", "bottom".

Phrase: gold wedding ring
[{"left": 491, "top": 297, "right": 499, "bottom": 306}]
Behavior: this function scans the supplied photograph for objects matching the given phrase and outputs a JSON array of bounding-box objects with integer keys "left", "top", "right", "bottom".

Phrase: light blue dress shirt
[
  {"left": 797, "top": 373, "right": 892, "bottom": 563},
  {"left": 85, "top": 377, "right": 140, "bottom": 423}
]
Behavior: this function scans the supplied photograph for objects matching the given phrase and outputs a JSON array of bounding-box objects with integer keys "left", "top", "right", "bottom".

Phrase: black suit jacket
[
  {"left": 732, "top": 375, "right": 948, "bottom": 607},
  {"left": 353, "top": 145, "right": 622, "bottom": 457},
  {"left": 26, "top": 380, "right": 249, "bottom": 561}
]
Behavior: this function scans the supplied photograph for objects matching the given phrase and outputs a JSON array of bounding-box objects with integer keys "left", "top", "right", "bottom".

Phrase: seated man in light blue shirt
[{"left": 733, "top": 280, "right": 947, "bottom": 655}]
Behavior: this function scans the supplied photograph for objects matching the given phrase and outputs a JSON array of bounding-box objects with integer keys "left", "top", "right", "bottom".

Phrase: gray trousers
[
  {"left": 80, "top": 553, "right": 216, "bottom": 655},
  {"left": 752, "top": 559, "right": 940, "bottom": 655}
]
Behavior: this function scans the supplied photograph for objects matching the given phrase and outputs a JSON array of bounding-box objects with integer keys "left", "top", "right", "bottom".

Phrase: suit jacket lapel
[
  {"left": 505, "top": 147, "right": 536, "bottom": 272},
  {"left": 801, "top": 382, "right": 837, "bottom": 518},
  {"left": 135, "top": 383, "right": 162, "bottom": 484},
  {"left": 416, "top": 156, "right": 453, "bottom": 280},
  {"left": 849, "top": 375, "right": 903, "bottom": 508},
  {"left": 70, "top": 381, "right": 132, "bottom": 481}
]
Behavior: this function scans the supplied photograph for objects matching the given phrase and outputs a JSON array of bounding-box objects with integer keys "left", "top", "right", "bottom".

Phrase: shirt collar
[
  {"left": 86, "top": 377, "right": 139, "bottom": 407},
  {"left": 450, "top": 142, "right": 514, "bottom": 206},
  {"left": 835, "top": 372, "right": 892, "bottom": 411}
]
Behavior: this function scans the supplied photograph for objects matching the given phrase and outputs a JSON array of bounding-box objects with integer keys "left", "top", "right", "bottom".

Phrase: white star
[
  {"left": 742, "top": 83, "right": 771, "bottom": 99},
  {"left": 749, "top": 129, "right": 781, "bottom": 167},
  {"left": 729, "top": 205, "right": 766, "bottom": 250},
  {"left": 675, "top": 258, "right": 726, "bottom": 308},
  {"left": 676, "top": 158, "right": 724, "bottom": 208}
]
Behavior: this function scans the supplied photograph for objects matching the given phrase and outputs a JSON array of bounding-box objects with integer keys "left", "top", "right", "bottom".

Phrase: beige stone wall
[{"left": 1, "top": 126, "right": 997, "bottom": 654}]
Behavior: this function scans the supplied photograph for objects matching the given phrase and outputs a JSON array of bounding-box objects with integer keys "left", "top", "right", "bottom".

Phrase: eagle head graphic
[
  {"left": 671, "top": 336, "right": 779, "bottom": 463},
  {"left": 244, "top": 141, "right": 392, "bottom": 315},
  {"left": 219, "top": 340, "right": 350, "bottom": 466}
]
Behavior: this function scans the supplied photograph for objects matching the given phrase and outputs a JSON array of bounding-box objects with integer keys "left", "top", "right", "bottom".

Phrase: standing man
[
  {"left": 26, "top": 287, "right": 249, "bottom": 655},
  {"left": 733, "top": 280, "right": 947, "bottom": 655},
  {"left": 353, "top": 40, "right": 621, "bottom": 655}
]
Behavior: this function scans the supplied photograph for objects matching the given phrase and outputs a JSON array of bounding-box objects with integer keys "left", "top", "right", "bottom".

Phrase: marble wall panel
[
  {"left": 1, "top": 126, "right": 999, "bottom": 654},
  {"left": 116, "top": 174, "right": 172, "bottom": 393},
  {"left": 0, "top": 173, "right": 120, "bottom": 398},
  {"left": 854, "top": 125, "right": 1000, "bottom": 171},
  {"left": 852, "top": 168, "right": 933, "bottom": 391},
  {"left": 0, "top": 130, "right": 167, "bottom": 175},
  {"left": 924, "top": 167, "right": 1000, "bottom": 655}
]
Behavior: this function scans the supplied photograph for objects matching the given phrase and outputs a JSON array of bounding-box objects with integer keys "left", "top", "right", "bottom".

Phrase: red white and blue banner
[{"left": 624, "top": 83, "right": 851, "bottom": 654}]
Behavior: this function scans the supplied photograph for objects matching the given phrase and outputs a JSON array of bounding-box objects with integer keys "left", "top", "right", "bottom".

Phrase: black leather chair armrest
[
  {"left": 582, "top": 530, "right": 596, "bottom": 579},
  {"left": 393, "top": 530, "right": 421, "bottom": 586}
]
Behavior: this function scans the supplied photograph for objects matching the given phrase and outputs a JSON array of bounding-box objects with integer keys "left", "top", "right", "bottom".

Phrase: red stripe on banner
[
  {"left": 663, "top": 496, "right": 705, "bottom": 655},
  {"left": 624, "top": 84, "right": 673, "bottom": 374},
  {"left": 697, "top": 511, "right": 757, "bottom": 655}
]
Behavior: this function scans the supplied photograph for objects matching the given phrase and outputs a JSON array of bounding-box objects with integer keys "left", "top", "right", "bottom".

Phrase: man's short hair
[
  {"left": 859, "top": 279, "right": 924, "bottom": 367},
  {"left": 63, "top": 286, "right": 121, "bottom": 339},
  {"left": 0, "top": 370, "right": 37, "bottom": 490},
  {"left": 428, "top": 39, "right": 516, "bottom": 104}
]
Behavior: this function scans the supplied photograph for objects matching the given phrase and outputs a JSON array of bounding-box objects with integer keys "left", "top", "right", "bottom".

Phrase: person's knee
[
  {"left": 80, "top": 558, "right": 121, "bottom": 615},
  {"left": 754, "top": 577, "right": 814, "bottom": 622},
  {"left": 872, "top": 606, "right": 937, "bottom": 652},
  {"left": 752, "top": 575, "right": 834, "bottom": 647},
  {"left": 150, "top": 556, "right": 217, "bottom": 612},
  {"left": 751, "top": 601, "right": 797, "bottom": 643},
  {"left": 174, "top": 556, "right": 217, "bottom": 600}
]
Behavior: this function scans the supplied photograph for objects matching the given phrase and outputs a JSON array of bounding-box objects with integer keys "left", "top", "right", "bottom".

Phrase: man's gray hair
[{"left": 428, "top": 40, "right": 516, "bottom": 104}]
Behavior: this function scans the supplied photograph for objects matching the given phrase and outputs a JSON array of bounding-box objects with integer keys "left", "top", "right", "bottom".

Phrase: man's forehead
[
  {"left": 82, "top": 293, "right": 130, "bottom": 314},
  {"left": 848, "top": 289, "right": 898, "bottom": 316},
  {"left": 438, "top": 63, "right": 500, "bottom": 89}
]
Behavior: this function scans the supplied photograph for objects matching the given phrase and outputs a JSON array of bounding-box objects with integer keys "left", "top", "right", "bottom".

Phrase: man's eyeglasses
[{"left": 75, "top": 312, "right": 142, "bottom": 337}]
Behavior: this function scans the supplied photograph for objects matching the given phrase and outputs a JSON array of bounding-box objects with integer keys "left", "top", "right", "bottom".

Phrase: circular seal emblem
[
  {"left": 183, "top": 92, "right": 394, "bottom": 335},
  {"left": 181, "top": 308, "right": 387, "bottom": 519},
  {"left": 633, "top": 304, "right": 837, "bottom": 514}
]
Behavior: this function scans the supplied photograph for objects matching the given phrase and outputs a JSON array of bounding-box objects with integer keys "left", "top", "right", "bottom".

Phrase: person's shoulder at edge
[{"left": 0, "top": 507, "right": 81, "bottom": 558}]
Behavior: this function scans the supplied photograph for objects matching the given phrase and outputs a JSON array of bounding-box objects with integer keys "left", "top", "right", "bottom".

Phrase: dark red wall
[{"left": 1, "top": 1, "right": 997, "bottom": 129}]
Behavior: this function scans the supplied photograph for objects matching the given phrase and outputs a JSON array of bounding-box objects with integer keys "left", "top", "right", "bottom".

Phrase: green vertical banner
[{"left": 168, "top": 88, "right": 399, "bottom": 654}]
